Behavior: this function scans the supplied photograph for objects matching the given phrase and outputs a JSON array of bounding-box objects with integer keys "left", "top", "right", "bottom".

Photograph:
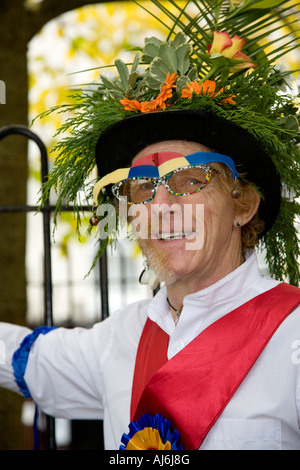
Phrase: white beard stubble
[{"left": 137, "top": 237, "right": 179, "bottom": 286}]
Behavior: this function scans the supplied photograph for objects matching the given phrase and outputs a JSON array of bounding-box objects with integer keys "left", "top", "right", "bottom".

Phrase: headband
[{"left": 92, "top": 151, "right": 238, "bottom": 206}]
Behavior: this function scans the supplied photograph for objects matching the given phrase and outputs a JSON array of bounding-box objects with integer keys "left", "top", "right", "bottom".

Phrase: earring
[
  {"left": 236, "top": 221, "right": 241, "bottom": 227},
  {"left": 89, "top": 205, "right": 99, "bottom": 226},
  {"left": 139, "top": 261, "right": 160, "bottom": 290},
  {"left": 89, "top": 212, "right": 99, "bottom": 226},
  {"left": 231, "top": 177, "right": 241, "bottom": 199}
]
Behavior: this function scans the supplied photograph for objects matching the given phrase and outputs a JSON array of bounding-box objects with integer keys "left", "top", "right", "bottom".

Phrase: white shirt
[{"left": 0, "top": 252, "right": 300, "bottom": 450}]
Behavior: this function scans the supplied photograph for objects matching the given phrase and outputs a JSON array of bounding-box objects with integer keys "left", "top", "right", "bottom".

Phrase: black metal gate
[{"left": 0, "top": 124, "right": 109, "bottom": 450}]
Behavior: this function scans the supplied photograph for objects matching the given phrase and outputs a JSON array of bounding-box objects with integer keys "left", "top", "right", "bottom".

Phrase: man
[
  {"left": 1, "top": 131, "right": 299, "bottom": 449},
  {"left": 0, "top": 0, "right": 300, "bottom": 450}
]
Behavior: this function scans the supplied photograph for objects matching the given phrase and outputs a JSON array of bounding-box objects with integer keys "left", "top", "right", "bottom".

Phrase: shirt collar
[{"left": 147, "top": 251, "right": 264, "bottom": 334}]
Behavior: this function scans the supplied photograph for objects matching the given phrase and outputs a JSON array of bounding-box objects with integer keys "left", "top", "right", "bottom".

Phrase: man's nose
[
  {"left": 150, "top": 185, "right": 184, "bottom": 234},
  {"left": 150, "top": 184, "right": 183, "bottom": 222},
  {"left": 152, "top": 184, "right": 176, "bottom": 206}
]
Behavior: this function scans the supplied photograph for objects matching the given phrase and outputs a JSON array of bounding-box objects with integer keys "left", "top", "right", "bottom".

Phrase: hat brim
[{"left": 95, "top": 109, "right": 281, "bottom": 234}]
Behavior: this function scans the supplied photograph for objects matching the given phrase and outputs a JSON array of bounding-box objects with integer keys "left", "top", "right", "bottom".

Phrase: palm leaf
[{"left": 140, "top": 0, "right": 300, "bottom": 67}]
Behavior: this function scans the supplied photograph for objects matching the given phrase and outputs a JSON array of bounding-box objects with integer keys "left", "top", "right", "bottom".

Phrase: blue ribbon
[
  {"left": 12, "top": 326, "right": 56, "bottom": 450},
  {"left": 12, "top": 325, "right": 56, "bottom": 398}
]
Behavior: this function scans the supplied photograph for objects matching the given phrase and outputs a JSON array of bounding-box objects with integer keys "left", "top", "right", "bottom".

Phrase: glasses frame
[{"left": 111, "top": 164, "right": 219, "bottom": 205}]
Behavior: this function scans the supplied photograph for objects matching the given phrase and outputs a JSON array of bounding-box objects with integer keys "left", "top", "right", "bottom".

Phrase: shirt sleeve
[
  {"left": 0, "top": 319, "right": 114, "bottom": 420},
  {"left": 0, "top": 322, "right": 32, "bottom": 393}
]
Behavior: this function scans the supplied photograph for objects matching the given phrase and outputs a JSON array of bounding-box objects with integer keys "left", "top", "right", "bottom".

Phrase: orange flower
[
  {"left": 120, "top": 98, "right": 143, "bottom": 112},
  {"left": 181, "top": 79, "right": 236, "bottom": 105},
  {"left": 221, "top": 94, "right": 236, "bottom": 105},
  {"left": 181, "top": 80, "right": 217, "bottom": 99},
  {"left": 120, "top": 72, "right": 178, "bottom": 113},
  {"left": 208, "top": 31, "right": 256, "bottom": 71}
]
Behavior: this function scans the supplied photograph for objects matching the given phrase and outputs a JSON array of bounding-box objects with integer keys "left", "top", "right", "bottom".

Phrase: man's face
[{"left": 129, "top": 140, "right": 242, "bottom": 287}]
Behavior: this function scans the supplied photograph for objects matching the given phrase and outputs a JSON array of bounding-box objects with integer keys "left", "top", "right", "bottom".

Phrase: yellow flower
[{"left": 208, "top": 31, "right": 256, "bottom": 71}]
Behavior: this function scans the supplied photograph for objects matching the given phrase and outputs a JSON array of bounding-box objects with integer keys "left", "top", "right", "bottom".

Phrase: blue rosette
[{"left": 120, "top": 413, "right": 183, "bottom": 450}]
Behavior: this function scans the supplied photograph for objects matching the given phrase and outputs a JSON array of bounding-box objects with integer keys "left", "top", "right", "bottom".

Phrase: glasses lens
[
  {"left": 168, "top": 167, "right": 211, "bottom": 194},
  {"left": 113, "top": 166, "right": 213, "bottom": 203},
  {"left": 118, "top": 178, "right": 155, "bottom": 203}
]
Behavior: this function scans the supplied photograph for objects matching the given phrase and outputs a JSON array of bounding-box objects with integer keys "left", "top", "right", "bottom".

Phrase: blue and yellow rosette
[{"left": 120, "top": 413, "right": 183, "bottom": 450}]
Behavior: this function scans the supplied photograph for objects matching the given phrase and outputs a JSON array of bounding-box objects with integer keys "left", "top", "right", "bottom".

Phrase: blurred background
[{"left": 0, "top": 0, "right": 299, "bottom": 450}]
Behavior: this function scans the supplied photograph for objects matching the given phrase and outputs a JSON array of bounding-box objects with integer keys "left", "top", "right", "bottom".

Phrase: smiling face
[{"left": 129, "top": 140, "right": 260, "bottom": 290}]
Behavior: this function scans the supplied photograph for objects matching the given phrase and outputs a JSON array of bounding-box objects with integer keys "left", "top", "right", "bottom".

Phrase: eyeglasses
[{"left": 111, "top": 164, "right": 219, "bottom": 205}]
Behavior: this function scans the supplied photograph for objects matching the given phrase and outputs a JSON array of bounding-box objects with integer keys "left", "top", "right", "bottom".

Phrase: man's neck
[{"left": 166, "top": 252, "right": 244, "bottom": 321}]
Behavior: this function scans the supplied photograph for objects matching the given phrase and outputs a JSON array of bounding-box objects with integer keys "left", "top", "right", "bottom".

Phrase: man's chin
[{"left": 138, "top": 239, "right": 178, "bottom": 286}]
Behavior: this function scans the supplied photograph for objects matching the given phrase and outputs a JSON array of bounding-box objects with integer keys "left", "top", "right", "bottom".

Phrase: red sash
[{"left": 130, "top": 283, "right": 300, "bottom": 450}]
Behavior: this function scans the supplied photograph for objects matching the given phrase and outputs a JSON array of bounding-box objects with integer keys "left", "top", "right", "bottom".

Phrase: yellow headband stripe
[{"left": 93, "top": 168, "right": 129, "bottom": 205}]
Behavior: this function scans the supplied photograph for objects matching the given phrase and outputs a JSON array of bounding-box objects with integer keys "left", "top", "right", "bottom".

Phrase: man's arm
[{"left": 0, "top": 321, "right": 112, "bottom": 419}]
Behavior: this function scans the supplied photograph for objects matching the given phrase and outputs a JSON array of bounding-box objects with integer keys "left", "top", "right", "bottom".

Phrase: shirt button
[{"left": 176, "top": 341, "right": 185, "bottom": 351}]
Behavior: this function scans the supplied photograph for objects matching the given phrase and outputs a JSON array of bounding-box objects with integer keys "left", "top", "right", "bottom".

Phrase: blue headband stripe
[
  {"left": 128, "top": 165, "right": 160, "bottom": 178},
  {"left": 186, "top": 152, "right": 239, "bottom": 178}
]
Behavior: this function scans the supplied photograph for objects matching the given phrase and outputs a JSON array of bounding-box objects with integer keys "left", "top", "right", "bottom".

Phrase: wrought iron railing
[{"left": 0, "top": 124, "right": 109, "bottom": 450}]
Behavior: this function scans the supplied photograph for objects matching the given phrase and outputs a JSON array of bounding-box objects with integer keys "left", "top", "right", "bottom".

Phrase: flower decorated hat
[{"left": 40, "top": 0, "right": 300, "bottom": 285}]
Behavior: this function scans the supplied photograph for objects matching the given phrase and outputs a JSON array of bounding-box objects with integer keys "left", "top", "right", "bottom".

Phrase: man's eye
[
  {"left": 140, "top": 182, "right": 155, "bottom": 190},
  {"left": 131, "top": 180, "right": 154, "bottom": 192},
  {"left": 186, "top": 178, "right": 202, "bottom": 186}
]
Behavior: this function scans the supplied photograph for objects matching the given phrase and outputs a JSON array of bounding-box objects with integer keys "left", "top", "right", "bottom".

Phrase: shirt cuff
[{"left": 12, "top": 326, "right": 56, "bottom": 397}]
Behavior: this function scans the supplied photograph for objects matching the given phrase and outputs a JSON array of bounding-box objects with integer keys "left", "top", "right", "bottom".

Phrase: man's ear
[{"left": 233, "top": 184, "right": 261, "bottom": 227}]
